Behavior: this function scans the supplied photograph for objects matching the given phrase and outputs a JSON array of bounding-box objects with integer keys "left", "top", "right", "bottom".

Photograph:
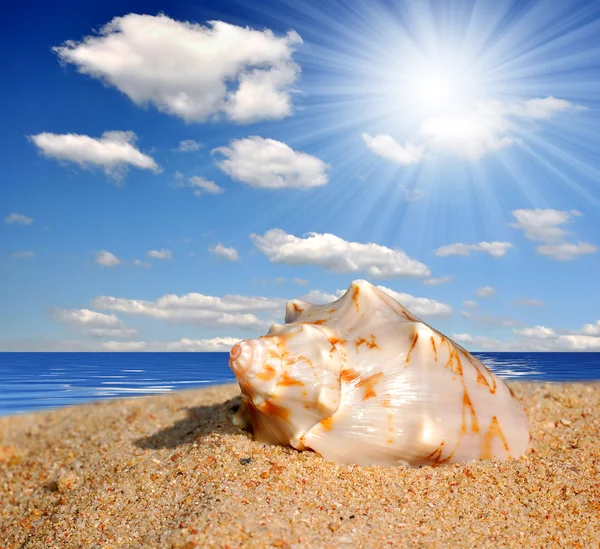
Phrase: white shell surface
[{"left": 229, "top": 280, "right": 531, "bottom": 467}]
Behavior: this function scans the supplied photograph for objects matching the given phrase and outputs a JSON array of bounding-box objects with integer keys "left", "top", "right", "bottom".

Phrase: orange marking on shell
[
  {"left": 292, "top": 302, "right": 303, "bottom": 313},
  {"left": 341, "top": 368, "right": 360, "bottom": 384},
  {"left": 405, "top": 332, "right": 419, "bottom": 365},
  {"left": 508, "top": 385, "right": 516, "bottom": 398},
  {"left": 444, "top": 346, "right": 463, "bottom": 376},
  {"left": 259, "top": 400, "right": 290, "bottom": 422},
  {"left": 424, "top": 441, "right": 445, "bottom": 461},
  {"left": 256, "top": 365, "right": 277, "bottom": 382},
  {"left": 464, "top": 353, "right": 497, "bottom": 394},
  {"left": 329, "top": 337, "right": 347, "bottom": 355},
  {"left": 430, "top": 336, "right": 437, "bottom": 361},
  {"left": 357, "top": 372, "right": 384, "bottom": 400},
  {"left": 352, "top": 285, "right": 361, "bottom": 312},
  {"left": 461, "top": 389, "right": 480, "bottom": 434},
  {"left": 381, "top": 398, "right": 391, "bottom": 408},
  {"left": 297, "top": 318, "right": 327, "bottom": 326},
  {"left": 480, "top": 416, "right": 510, "bottom": 460},
  {"left": 278, "top": 372, "right": 304, "bottom": 387},
  {"left": 286, "top": 354, "right": 315, "bottom": 369},
  {"left": 320, "top": 416, "right": 333, "bottom": 431},
  {"left": 355, "top": 334, "right": 380, "bottom": 353}
]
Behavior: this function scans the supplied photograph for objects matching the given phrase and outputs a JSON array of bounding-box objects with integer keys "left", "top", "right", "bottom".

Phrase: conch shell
[{"left": 229, "top": 280, "right": 530, "bottom": 467}]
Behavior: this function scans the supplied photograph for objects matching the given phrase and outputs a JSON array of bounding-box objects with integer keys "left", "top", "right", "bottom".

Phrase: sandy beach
[{"left": 1, "top": 381, "right": 598, "bottom": 548}]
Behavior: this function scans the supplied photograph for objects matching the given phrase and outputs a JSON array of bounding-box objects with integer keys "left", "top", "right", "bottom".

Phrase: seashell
[{"left": 228, "top": 280, "right": 531, "bottom": 467}]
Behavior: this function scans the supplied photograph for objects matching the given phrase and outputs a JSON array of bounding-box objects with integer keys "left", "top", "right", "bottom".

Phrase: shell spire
[{"left": 229, "top": 280, "right": 531, "bottom": 467}]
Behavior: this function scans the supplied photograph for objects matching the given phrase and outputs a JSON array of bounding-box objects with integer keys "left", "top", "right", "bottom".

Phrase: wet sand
[{"left": 1, "top": 382, "right": 599, "bottom": 548}]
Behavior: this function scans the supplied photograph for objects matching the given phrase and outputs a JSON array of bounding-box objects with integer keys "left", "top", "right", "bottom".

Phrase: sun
[{"left": 404, "top": 57, "right": 485, "bottom": 117}]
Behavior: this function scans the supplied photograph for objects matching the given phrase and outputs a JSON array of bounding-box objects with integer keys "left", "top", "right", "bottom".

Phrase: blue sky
[{"left": 2, "top": 0, "right": 600, "bottom": 351}]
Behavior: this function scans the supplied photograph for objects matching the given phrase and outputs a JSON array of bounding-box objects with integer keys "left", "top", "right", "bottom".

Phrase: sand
[{"left": 1, "top": 381, "right": 599, "bottom": 549}]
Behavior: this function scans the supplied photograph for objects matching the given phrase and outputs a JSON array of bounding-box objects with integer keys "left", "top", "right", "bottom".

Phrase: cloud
[
  {"left": 209, "top": 243, "right": 239, "bottom": 261},
  {"left": 292, "top": 278, "right": 308, "bottom": 286},
  {"left": 454, "top": 316, "right": 600, "bottom": 351},
  {"left": 12, "top": 251, "right": 34, "bottom": 259},
  {"left": 420, "top": 101, "right": 513, "bottom": 159},
  {"left": 435, "top": 241, "right": 513, "bottom": 258},
  {"left": 423, "top": 276, "right": 453, "bottom": 286},
  {"left": 103, "top": 337, "right": 239, "bottom": 352},
  {"left": 5, "top": 213, "right": 33, "bottom": 225},
  {"left": 582, "top": 321, "right": 600, "bottom": 336},
  {"left": 511, "top": 208, "right": 597, "bottom": 261},
  {"left": 367, "top": 97, "right": 584, "bottom": 163},
  {"left": 147, "top": 249, "right": 172, "bottom": 260},
  {"left": 95, "top": 250, "right": 120, "bottom": 267},
  {"left": 173, "top": 174, "right": 224, "bottom": 196},
  {"left": 51, "top": 308, "right": 136, "bottom": 338},
  {"left": 175, "top": 139, "right": 202, "bottom": 152},
  {"left": 213, "top": 137, "right": 329, "bottom": 189},
  {"left": 362, "top": 134, "right": 424, "bottom": 165},
  {"left": 53, "top": 15, "right": 302, "bottom": 123},
  {"left": 251, "top": 228, "right": 430, "bottom": 278},
  {"left": 300, "top": 289, "right": 341, "bottom": 305},
  {"left": 509, "top": 96, "right": 585, "bottom": 120},
  {"left": 29, "top": 131, "right": 160, "bottom": 181},
  {"left": 463, "top": 300, "right": 478, "bottom": 309},
  {"left": 133, "top": 259, "right": 152, "bottom": 268},
  {"left": 476, "top": 286, "right": 495, "bottom": 298},
  {"left": 377, "top": 286, "right": 453, "bottom": 317},
  {"left": 511, "top": 321, "right": 600, "bottom": 351},
  {"left": 0, "top": 337, "right": 240, "bottom": 352},
  {"left": 93, "top": 291, "right": 285, "bottom": 329}
]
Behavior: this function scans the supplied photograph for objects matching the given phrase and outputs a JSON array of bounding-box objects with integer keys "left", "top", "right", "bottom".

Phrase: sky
[{"left": 2, "top": 0, "right": 600, "bottom": 352}]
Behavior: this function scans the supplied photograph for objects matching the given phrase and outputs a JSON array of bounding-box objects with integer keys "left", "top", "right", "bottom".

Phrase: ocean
[{"left": 1, "top": 352, "right": 599, "bottom": 416}]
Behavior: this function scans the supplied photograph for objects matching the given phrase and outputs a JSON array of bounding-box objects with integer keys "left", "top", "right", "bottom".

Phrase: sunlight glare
[{"left": 405, "top": 58, "right": 484, "bottom": 116}]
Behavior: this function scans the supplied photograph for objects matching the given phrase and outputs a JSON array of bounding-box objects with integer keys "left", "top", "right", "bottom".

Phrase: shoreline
[{"left": 1, "top": 381, "right": 599, "bottom": 548}]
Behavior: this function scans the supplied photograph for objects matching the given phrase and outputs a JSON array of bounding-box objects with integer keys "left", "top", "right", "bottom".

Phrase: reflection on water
[{"left": 0, "top": 352, "right": 599, "bottom": 416}]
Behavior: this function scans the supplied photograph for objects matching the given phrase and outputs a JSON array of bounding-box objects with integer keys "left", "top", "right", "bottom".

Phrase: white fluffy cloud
[
  {"left": 173, "top": 174, "right": 224, "bottom": 196},
  {"left": 5, "top": 213, "right": 33, "bottom": 225},
  {"left": 476, "top": 286, "right": 495, "bottom": 298},
  {"left": 511, "top": 322, "right": 600, "bottom": 351},
  {"left": 213, "top": 137, "right": 329, "bottom": 189},
  {"left": 52, "top": 308, "right": 136, "bottom": 338},
  {"left": 582, "top": 321, "right": 600, "bottom": 336},
  {"left": 95, "top": 250, "right": 120, "bottom": 267},
  {"left": 421, "top": 101, "right": 513, "bottom": 159},
  {"left": 463, "top": 300, "right": 478, "bottom": 309},
  {"left": 251, "top": 229, "right": 430, "bottom": 278},
  {"left": 299, "top": 289, "right": 342, "bottom": 305},
  {"left": 210, "top": 243, "right": 239, "bottom": 261},
  {"left": 362, "top": 134, "right": 424, "bottom": 165},
  {"left": 147, "top": 249, "right": 172, "bottom": 260},
  {"left": 103, "top": 337, "right": 239, "bottom": 352},
  {"left": 175, "top": 140, "right": 202, "bottom": 152},
  {"left": 133, "top": 259, "right": 152, "bottom": 268},
  {"left": 365, "top": 97, "right": 584, "bottom": 163},
  {"left": 93, "top": 291, "right": 285, "bottom": 329},
  {"left": 435, "top": 241, "right": 513, "bottom": 258},
  {"left": 511, "top": 208, "right": 597, "bottom": 261},
  {"left": 53, "top": 15, "right": 302, "bottom": 123},
  {"left": 423, "top": 276, "right": 453, "bottom": 286},
  {"left": 509, "top": 97, "right": 584, "bottom": 120},
  {"left": 376, "top": 286, "right": 453, "bottom": 317},
  {"left": 29, "top": 131, "right": 160, "bottom": 181}
]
